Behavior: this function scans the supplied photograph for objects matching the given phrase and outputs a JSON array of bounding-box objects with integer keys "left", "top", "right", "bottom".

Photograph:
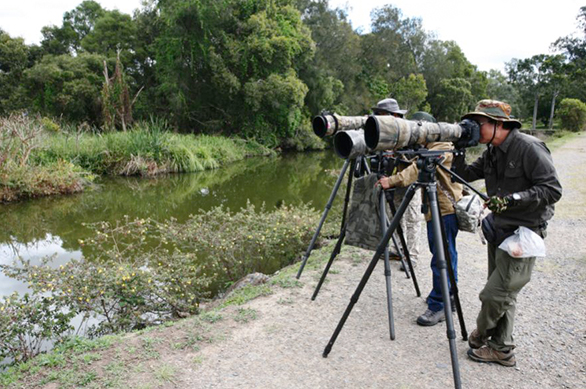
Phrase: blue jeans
[{"left": 426, "top": 214, "right": 458, "bottom": 312}]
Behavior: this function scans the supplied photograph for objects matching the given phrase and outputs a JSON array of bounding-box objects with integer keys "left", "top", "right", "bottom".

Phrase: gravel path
[{"left": 172, "top": 134, "right": 586, "bottom": 388}]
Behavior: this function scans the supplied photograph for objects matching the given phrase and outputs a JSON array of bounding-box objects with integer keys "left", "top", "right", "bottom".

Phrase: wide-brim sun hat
[
  {"left": 461, "top": 99, "right": 522, "bottom": 129},
  {"left": 371, "top": 98, "right": 408, "bottom": 115}
]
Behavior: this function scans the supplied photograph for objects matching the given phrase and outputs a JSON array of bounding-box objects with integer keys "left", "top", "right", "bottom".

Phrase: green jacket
[{"left": 453, "top": 129, "right": 562, "bottom": 231}]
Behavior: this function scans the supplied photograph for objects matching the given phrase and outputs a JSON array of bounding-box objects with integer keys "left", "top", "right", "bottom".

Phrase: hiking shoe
[
  {"left": 468, "top": 328, "right": 488, "bottom": 349},
  {"left": 379, "top": 253, "right": 401, "bottom": 261},
  {"left": 467, "top": 346, "right": 516, "bottom": 367},
  {"left": 416, "top": 308, "right": 445, "bottom": 326},
  {"left": 399, "top": 260, "right": 417, "bottom": 271}
]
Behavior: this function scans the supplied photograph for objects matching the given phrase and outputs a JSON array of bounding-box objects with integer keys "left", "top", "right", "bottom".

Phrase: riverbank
[
  {"left": 0, "top": 115, "right": 277, "bottom": 203},
  {"left": 1, "top": 133, "right": 584, "bottom": 388}
]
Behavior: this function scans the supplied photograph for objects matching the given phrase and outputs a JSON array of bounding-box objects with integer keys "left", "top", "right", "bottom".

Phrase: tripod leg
[
  {"left": 311, "top": 160, "right": 357, "bottom": 299},
  {"left": 436, "top": 206, "right": 468, "bottom": 340},
  {"left": 297, "top": 159, "right": 352, "bottom": 279},
  {"left": 311, "top": 229, "right": 345, "bottom": 300},
  {"left": 389, "top": 232, "right": 410, "bottom": 279},
  {"left": 379, "top": 191, "right": 395, "bottom": 340},
  {"left": 383, "top": 209, "right": 410, "bottom": 279},
  {"left": 323, "top": 185, "right": 418, "bottom": 357},
  {"left": 385, "top": 190, "right": 421, "bottom": 297},
  {"left": 427, "top": 186, "right": 462, "bottom": 389}
]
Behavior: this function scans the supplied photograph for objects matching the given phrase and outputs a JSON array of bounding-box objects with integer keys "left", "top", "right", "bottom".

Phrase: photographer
[
  {"left": 372, "top": 98, "right": 423, "bottom": 268},
  {"left": 454, "top": 100, "right": 562, "bottom": 367},
  {"left": 376, "top": 112, "right": 463, "bottom": 327}
]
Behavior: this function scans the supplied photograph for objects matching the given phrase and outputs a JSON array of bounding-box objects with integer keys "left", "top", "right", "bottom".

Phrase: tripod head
[{"left": 376, "top": 147, "right": 488, "bottom": 202}]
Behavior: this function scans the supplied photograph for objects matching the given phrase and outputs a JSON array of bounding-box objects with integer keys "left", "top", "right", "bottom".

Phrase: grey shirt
[{"left": 454, "top": 129, "right": 562, "bottom": 231}]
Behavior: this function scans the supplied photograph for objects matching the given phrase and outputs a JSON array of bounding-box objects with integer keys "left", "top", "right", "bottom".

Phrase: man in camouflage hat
[
  {"left": 372, "top": 98, "right": 408, "bottom": 118},
  {"left": 454, "top": 100, "right": 562, "bottom": 366},
  {"left": 377, "top": 112, "right": 463, "bottom": 327}
]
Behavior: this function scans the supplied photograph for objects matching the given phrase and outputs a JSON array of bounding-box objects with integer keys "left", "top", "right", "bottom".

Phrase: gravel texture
[{"left": 172, "top": 134, "right": 586, "bottom": 389}]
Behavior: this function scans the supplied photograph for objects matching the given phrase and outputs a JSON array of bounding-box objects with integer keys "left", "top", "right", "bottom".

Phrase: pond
[{"left": 0, "top": 150, "right": 346, "bottom": 298}]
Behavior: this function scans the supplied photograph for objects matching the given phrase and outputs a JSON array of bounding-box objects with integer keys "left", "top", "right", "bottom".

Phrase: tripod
[
  {"left": 296, "top": 158, "right": 353, "bottom": 279},
  {"left": 296, "top": 156, "right": 402, "bottom": 280},
  {"left": 311, "top": 165, "right": 421, "bottom": 302},
  {"left": 322, "top": 151, "right": 466, "bottom": 389}
]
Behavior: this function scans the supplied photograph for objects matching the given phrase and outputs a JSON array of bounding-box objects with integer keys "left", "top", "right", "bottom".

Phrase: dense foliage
[
  {"left": 0, "top": 202, "right": 321, "bottom": 362},
  {"left": 1, "top": 1, "right": 586, "bottom": 143}
]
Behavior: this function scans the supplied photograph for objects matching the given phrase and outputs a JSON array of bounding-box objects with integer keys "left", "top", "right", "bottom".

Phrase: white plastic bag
[{"left": 498, "top": 226, "right": 546, "bottom": 258}]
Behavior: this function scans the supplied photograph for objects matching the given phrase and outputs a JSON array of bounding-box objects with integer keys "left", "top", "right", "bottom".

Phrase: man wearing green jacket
[{"left": 454, "top": 100, "right": 562, "bottom": 367}]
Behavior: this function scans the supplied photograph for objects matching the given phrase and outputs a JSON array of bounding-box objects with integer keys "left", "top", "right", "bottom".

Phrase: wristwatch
[{"left": 508, "top": 193, "right": 521, "bottom": 205}]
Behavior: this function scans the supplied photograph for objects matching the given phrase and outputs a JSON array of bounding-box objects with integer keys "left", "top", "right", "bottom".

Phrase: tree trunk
[
  {"left": 532, "top": 93, "right": 539, "bottom": 134},
  {"left": 548, "top": 90, "right": 559, "bottom": 130}
]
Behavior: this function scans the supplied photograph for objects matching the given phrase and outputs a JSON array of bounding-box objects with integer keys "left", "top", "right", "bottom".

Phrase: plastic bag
[{"left": 498, "top": 226, "right": 546, "bottom": 258}]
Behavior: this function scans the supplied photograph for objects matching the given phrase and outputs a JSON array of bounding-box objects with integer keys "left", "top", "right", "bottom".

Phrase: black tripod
[
  {"left": 296, "top": 158, "right": 353, "bottom": 279},
  {"left": 296, "top": 156, "right": 402, "bottom": 280},
  {"left": 322, "top": 150, "right": 467, "bottom": 389}
]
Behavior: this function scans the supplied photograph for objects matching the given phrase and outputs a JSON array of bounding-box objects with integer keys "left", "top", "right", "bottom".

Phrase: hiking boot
[
  {"left": 468, "top": 328, "right": 488, "bottom": 349},
  {"left": 467, "top": 346, "right": 516, "bottom": 367},
  {"left": 416, "top": 308, "right": 445, "bottom": 326},
  {"left": 379, "top": 253, "right": 401, "bottom": 261},
  {"left": 399, "top": 260, "right": 417, "bottom": 271}
]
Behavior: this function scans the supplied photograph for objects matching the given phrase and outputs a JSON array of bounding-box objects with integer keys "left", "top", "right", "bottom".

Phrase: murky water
[{"left": 0, "top": 151, "right": 346, "bottom": 297}]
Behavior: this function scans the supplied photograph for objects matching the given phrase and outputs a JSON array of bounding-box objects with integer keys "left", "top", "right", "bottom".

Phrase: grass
[
  {"left": 233, "top": 307, "right": 258, "bottom": 323},
  {"left": 36, "top": 126, "right": 274, "bottom": 176},
  {"left": 1, "top": 115, "right": 275, "bottom": 202}
]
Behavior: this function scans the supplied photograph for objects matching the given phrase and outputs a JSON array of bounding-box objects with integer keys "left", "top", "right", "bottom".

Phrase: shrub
[
  {"left": 0, "top": 293, "right": 75, "bottom": 363},
  {"left": 557, "top": 98, "right": 586, "bottom": 132},
  {"left": 0, "top": 202, "right": 322, "bottom": 362},
  {"left": 158, "top": 202, "right": 320, "bottom": 285}
]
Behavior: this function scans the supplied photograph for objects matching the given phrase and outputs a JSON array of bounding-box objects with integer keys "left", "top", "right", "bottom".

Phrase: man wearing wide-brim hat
[
  {"left": 453, "top": 99, "right": 562, "bottom": 367},
  {"left": 371, "top": 98, "right": 408, "bottom": 118}
]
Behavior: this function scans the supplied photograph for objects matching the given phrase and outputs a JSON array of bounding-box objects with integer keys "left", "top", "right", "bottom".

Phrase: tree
[
  {"left": 0, "top": 30, "right": 32, "bottom": 114},
  {"left": 24, "top": 53, "right": 107, "bottom": 123},
  {"left": 433, "top": 78, "right": 474, "bottom": 122},
  {"left": 359, "top": 5, "right": 427, "bottom": 106},
  {"left": 552, "top": 6, "right": 586, "bottom": 102},
  {"left": 81, "top": 10, "right": 137, "bottom": 58},
  {"left": 41, "top": 0, "right": 105, "bottom": 55},
  {"left": 507, "top": 54, "right": 566, "bottom": 130},
  {"left": 102, "top": 52, "right": 138, "bottom": 131},
  {"left": 156, "top": 0, "right": 314, "bottom": 147},
  {"left": 296, "top": 0, "right": 362, "bottom": 115},
  {"left": 540, "top": 55, "right": 568, "bottom": 129},
  {"left": 420, "top": 40, "right": 483, "bottom": 121},
  {"left": 392, "top": 73, "right": 427, "bottom": 112},
  {"left": 557, "top": 98, "right": 586, "bottom": 131}
]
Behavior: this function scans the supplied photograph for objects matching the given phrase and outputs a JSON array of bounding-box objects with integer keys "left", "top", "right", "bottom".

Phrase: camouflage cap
[
  {"left": 372, "top": 98, "right": 408, "bottom": 116},
  {"left": 410, "top": 111, "right": 437, "bottom": 123},
  {"left": 461, "top": 99, "right": 521, "bottom": 128}
]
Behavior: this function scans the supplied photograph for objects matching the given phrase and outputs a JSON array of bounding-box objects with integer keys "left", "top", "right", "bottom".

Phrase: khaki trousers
[{"left": 476, "top": 243, "right": 536, "bottom": 351}]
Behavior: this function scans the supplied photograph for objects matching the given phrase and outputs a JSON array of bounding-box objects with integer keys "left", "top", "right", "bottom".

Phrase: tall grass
[{"left": 35, "top": 119, "right": 275, "bottom": 176}]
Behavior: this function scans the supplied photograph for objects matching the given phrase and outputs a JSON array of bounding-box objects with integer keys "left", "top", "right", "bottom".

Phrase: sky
[{"left": 1, "top": 0, "right": 584, "bottom": 72}]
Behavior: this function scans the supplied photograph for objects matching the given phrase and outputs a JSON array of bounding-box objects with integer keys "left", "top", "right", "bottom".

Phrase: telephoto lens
[
  {"left": 312, "top": 113, "right": 368, "bottom": 138},
  {"left": 333, "top": 129, "right": 369, "bottom": 159},
  {"left": 364, "top": 115, "right": 467, "bottom": 151}
]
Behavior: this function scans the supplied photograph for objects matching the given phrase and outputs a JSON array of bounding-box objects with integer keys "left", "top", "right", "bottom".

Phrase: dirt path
[{"left": 149, "top": 135, "right": 586, "bottom": 388}]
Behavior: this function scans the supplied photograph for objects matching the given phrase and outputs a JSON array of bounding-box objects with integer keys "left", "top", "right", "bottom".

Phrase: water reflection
[{"left": 0, "top": 150, "right": 344, "bottom": 296}]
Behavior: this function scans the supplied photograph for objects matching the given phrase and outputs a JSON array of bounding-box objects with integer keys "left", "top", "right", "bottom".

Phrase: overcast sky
[{"left": 1, "top": 0, "right": 584, "bottom": 72}]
